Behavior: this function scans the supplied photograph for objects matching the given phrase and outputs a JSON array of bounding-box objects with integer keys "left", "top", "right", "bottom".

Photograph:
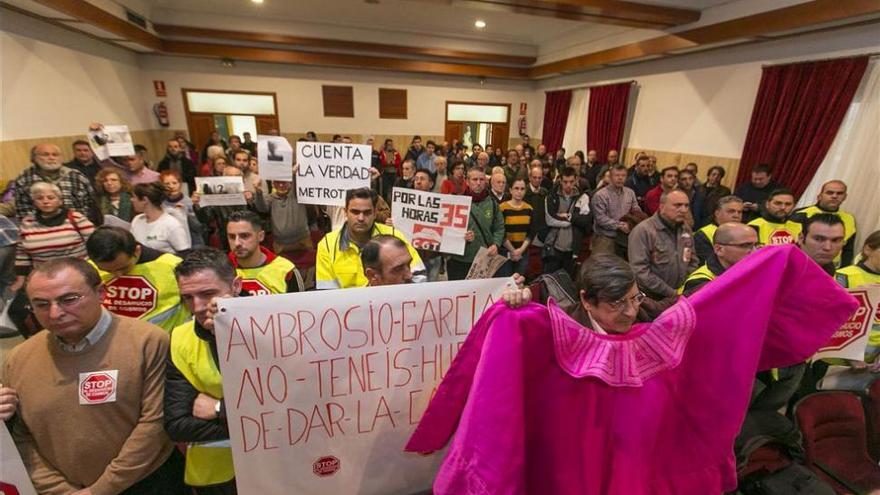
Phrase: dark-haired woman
[{"left": 131, "top": 182, "right": 191, "bottom": 253}]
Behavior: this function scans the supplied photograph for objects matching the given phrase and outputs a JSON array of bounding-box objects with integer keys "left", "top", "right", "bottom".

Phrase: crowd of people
[{"left": 0, "top": 127, "right": 877, "bottom": 494}]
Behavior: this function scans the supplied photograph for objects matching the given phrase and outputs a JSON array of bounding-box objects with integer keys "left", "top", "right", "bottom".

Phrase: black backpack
[{"left": 735, "top": 411, "right": 835, "bottom": 495}]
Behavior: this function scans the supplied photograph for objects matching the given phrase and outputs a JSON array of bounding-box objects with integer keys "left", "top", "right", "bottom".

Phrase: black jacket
[
  {"left": 158, "top": 154, "right": 197, "bottom": 193},
  {"left": 164, "top": 321, "right": 229, "bottom": 443}
]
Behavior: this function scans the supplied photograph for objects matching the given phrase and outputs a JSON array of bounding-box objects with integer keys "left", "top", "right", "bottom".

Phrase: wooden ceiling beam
[
  {"left": 153, "top": 24, "right": 536, "bottom": 66},
  {"left": 447, "top": 0, "right": 700, "bottom": 29},
  {"left": 530, "top": 0, "right": 880, "bottom": 77},
  {"left": 30, "top": 0, "right": 161, "bottom": 50},
  {"left": 161, "top": 41, "right": 531, "bottom": 79}
]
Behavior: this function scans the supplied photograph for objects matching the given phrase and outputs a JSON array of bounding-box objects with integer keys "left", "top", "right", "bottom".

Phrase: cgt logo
[
  {"left": 412, "top": 224, "right": 443, "bottom": 251},
  {"left": 79, "top": 370, "right": 118, "bottom": 405},
  {"left": 312, "top": 456, "right": 340, "bottom": 477}
]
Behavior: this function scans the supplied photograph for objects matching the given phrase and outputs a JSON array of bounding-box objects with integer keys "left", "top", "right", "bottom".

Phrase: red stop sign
[
  {"left": 102, "top": 276, "right": 158, "bottom": 318},
  {"left": 80, "top": 372, "right": 116, "bottom": 403},
  {"left": 312, "top": 456, "right": 340, "bottom": 477},
  {"left": 823, "top": 291, "right": 871, "bottom": 351},
  {"left": 768, "top": 229, "right": 795, "bottom": 245},
  {"left": 241, "top": 279, "right": 272, "bottom": 296}
]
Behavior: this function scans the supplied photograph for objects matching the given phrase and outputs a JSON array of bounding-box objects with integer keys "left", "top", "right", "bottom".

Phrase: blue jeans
[{"left": 499, "top": 250, "right": 528, "bottom": 278}]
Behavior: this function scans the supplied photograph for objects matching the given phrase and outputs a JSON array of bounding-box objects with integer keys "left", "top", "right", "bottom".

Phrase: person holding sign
[
  {"left": 316, "top": 188, "right": 425, "bottom": 289},
  {"left": 3, "top": 258, "right": 187, "bottom": 495},
  {"left": 165, "top": 248, "right": 243, "bottom": 495},
  {"left": 447, "top": 166, "right": 506, "bottom": 281},
  {"left": 226, "top": 211, "right": 303, "bottom": 295},
  {"left": 407, "top": 247, "right": 857, "bottom": 495},
  {"left": 86, "top": 226, "right": 190, "bottom": 332}
]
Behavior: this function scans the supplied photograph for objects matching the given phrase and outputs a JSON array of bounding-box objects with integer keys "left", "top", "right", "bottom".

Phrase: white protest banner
[
  {"left": 214, "top": 277, "right": 513, "bottom": 495},
  {"left": 0, "top": 425, "right": 37, "bottom": 495},
  {"left": 814, "top": 285, "right": 880, "bottom": 361},
  {"left": 391, "top": 187, "right": 471, "bottom": 256},
  {"left": 258, "top": 135, "right": 293, "bottom": 182},
  {"left": 195, "top": 177, "right": 246, "bottom": 206},
  {"left": 88, "top": 125, "right": 134, "bottom": 158},
  {"left": 295, "top": 142, "right": 371, "bottom": 206}
]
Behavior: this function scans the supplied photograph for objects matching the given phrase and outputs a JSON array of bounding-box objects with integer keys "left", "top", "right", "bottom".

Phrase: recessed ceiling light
[
  {"left": 252, "top": 0, "right": 264, "bottom": 4},
  {"left": 475, "top": 19, "right": 486, "bottom": 29}
]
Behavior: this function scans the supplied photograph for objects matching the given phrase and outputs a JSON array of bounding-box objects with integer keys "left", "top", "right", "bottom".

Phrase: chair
[
  {"left": 866, "top": 379, "right": 880, "bottom": 462},
  {"left": 794, "top": 391, "right": 880, "bottom": 494}
]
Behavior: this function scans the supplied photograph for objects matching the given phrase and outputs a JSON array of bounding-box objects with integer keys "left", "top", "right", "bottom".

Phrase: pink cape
[{"left": 406, "top": 245, "right": 857, "bottom": 495}]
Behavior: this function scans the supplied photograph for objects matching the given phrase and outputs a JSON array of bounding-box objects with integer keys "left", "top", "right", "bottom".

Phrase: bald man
[
  {"left": 628, "top": 189, "right": 700, "bottom": 298},
  {"left": 680, "top": 222, "right": 758, "bottom": 296}
]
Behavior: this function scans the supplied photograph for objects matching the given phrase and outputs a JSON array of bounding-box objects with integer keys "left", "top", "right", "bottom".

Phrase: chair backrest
[
  {"left": 867, "top": 379, "right": 880, "bottom": 462},
  {"left": 794, "top": 391, "right": 880, "bottom": 493}
]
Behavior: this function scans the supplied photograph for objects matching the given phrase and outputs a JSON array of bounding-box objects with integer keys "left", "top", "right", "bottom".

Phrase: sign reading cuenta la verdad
[{"left": 295, "top": 142, "right": 371, "bottom": 206}]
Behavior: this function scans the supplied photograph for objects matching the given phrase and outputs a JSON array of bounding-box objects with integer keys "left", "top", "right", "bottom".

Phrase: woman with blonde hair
[{"left": 95, "top": 168, "right": 134, "bottom": 222}]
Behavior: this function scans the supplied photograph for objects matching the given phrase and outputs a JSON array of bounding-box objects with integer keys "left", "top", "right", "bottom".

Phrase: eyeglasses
[
  {"left": 26, "top": 293, "right": 89, "bottom": 313},
  {"left": 717, "top": 242, "right": 758, "bottom": 250},
  {"left": 606, "top": 291, "right": 647, "bottom": 312}
]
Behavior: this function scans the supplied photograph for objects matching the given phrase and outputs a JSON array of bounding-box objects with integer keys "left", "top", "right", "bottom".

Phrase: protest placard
[
  {"left": 88, "top": 125, "right": 134, "bottom": 159},
  {"left": 195, "top": 177, "right": 246, "bottom": 206},
  {"left": 466, "top": 246, "right": 509, "bottom": 279},
  {"left": 1, "top": 425, "right": 37, "bottom": 495},
  {"left": 390, "top": 187, "right": 471, "bottom": 255},
  {"left": 258, "top": 135, "right": 293, "bottom": 182},
  {"left": 213, "top": 277, "right": 513, "bottom": 495},
  {"left": 295, "top": 142, "right": 371, "bottom": 206},
  {"left": 814, "top": 285, "right": 879, "bottom": 361}
]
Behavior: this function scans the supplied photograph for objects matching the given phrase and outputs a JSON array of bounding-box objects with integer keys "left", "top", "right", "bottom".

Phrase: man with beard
[
  {"left": 748, "top": 188, "right": 801, "bottom": 246},
  {"left": 159, "top": 138, "right": 197, "bottom": 193},
  {"left": 791, "top": 180, "right": 857, "bottom": 267},
  {"left": 735, "top": 163, "right": 779, "bottom": 223},
  {"left": 226, "top": 210, "right": 302, "bottom": 295},
  {"left": 14, "top": 143, "right": 96, "bottom": 220},
  {"left": 63, "top": 140, "right": 102, "bottom": 185},
  {"left": 624, "top": 155, "right": 657, "bottom": 211}
]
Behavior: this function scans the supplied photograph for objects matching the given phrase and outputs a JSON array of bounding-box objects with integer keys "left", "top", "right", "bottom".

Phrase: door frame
[
  {"left": 181, "top": 88, "right": 280, "bottom": 147},
  {"left": 444, "top": 101, "right": 512, "bottom": 151}
]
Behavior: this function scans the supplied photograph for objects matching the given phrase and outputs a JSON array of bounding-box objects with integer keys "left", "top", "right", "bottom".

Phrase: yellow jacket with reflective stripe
[
  {"left": 677, "top": 263, "right": 717, "bottom": 295},
  {"left": 836, "top": 264, "right": 880, "bottom": 361},
  {"left": 748, "top": 218, "right": 802, "bottom": 246},
  {"left": 233, "top": 249, "right": 299, "bottom": 295},
  {"left": 92, "top": 252, "right": 190, "bottom": 332},
  {"left": 316, "top": 222, "right": 425, "bottom": 289},
  {"left": 170, "top": 321, "right": 235, "bottom": 486}
]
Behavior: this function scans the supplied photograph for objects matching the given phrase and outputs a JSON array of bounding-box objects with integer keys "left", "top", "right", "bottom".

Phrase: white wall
[
  {"left": 139, "top": 56, "right": 543, "bottom": 139},
  {"left": 0, "top": 9, "right": 152, "bottom": 140},
  {"left": 536, "top": 22, "right": 880, "bottom": 158}
]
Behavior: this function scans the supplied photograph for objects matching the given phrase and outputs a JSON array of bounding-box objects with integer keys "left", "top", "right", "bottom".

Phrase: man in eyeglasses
[
  {"left": 679, "top": 222, "right": 758, "bottom": 296},
  {"left": 1, "top": 257, "right": 187, "bottom": 494}
]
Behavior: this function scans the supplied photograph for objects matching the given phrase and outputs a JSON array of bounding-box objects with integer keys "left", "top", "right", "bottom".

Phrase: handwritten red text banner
[{"left": 214, "top": 278, "right": 512, "bottom": 494}]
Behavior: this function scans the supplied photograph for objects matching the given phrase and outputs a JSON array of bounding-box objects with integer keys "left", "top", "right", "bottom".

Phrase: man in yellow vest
[
  {"left": 680, "top": 222, "right": 757, "bottom": 296},
  {"left": 791, "top": 180, "right": 857, "bottom": 267},
  {"left": 693, "top": 195, "right": 743, "bottom": 263},
  {"left": 797, "top": 213, "right": 846, "bottom": 276},
  {"left": 226, "top": 210, "right": 303, "bottom": 295},
  {"left": 86, "top": 226, "right": 189, "bottom": 332},
  {"left": 748, "top": 188, "right": 801, "bottom": 246},
  {"left": 164, "top": 248, "right": 242, "bottom": 494},
  {"left": 317, "top": 187, "right": 425, "bottom": 289}
]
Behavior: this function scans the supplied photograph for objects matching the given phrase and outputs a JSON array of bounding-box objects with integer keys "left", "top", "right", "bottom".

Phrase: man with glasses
[
  {"left": 628, "top": 190, "right": 699, "bottom": 299},
  {"left": 1, "top": 257, "right": 186, "bottom": 494},
  {"left": 680, "top": 222, "right": 758, "bottom": 296}
]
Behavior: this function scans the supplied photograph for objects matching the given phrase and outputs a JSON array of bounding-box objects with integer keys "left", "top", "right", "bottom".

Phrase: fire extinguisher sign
[
  {"left": 153, "top": 80, "right": 166, "bottom": 97},
  {"left": 519, "top": 102, "right": 527, "bottom": 115}
]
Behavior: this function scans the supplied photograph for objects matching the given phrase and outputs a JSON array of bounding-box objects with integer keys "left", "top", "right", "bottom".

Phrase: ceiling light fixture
[
  {"left": 474, "top": 19, "right": 486, "bottom": 29},
  {"left": 252, "top": 0, "right": 264, "bottom": 4}
]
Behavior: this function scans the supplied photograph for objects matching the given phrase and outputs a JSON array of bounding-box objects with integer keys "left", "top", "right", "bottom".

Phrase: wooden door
[
  {"left": 491, "top": 123, "right": 509, "bottom": 152},
  {"left": 256, "top": 116, "right": 280, "bottom": 135},
  {"left": 186, "top": 114, "right": 215, "bottom": 153},
  {"left": 445, "top": 122, "right": 463, "bottom": 144}
]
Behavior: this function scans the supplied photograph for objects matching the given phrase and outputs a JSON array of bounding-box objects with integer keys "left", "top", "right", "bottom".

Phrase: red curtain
[
  {"left": 540, "top": 90, "right": 572, "bottom": 154},
  {"left": 735, "top": 56, "right": 868, "bottom": 199},
  {"left": 586, "top": 82, "right": 632, "bottom": 160}
]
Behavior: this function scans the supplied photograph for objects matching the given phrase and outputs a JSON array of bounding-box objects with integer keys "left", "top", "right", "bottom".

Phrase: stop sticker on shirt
[
  {"left": 241, "top": 279, "right": 272, "bottom": 297},
  {"left": 102, "top": 276, "right": 158, "bottom": 318},
  {"left": 768, "top": 229, "right": 795, "bottom": 245},
  {"left": 79, "top": 370, "right": 118, "bottom": 405}
]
